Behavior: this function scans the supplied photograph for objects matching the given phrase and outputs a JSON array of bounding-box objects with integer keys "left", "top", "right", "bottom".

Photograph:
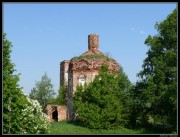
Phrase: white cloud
[
  {"left": 139, "top": 30, "right": 145, "bottom": 34},
  {"left": 130, "top": 27, "right": 145, "bottom": 35},
  {"left": 130, "top": 27, "right": 136, "bottom": 31}
]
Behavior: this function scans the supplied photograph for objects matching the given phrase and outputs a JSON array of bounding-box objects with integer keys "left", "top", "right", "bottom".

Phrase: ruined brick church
[{"left": 46, "top": 34, "right": 120, "bottom": 122}]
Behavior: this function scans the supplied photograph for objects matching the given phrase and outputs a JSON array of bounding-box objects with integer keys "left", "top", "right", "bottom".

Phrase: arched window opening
[{"left": 78, "top": 75, "right": 86, "bottom": 86}]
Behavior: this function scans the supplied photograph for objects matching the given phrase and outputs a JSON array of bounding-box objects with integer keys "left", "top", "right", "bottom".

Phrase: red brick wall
[
  {"left": 88, "top": 34, "right": 99, "bottom": 50},
  {"left": 45, "top": 104, "right": 67, "bottom": 122}
]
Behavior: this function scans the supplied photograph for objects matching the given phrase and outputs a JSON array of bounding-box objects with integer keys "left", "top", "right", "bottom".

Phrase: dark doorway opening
[{"left": 52, "top": 106, "right": 58, "bottom": 122}]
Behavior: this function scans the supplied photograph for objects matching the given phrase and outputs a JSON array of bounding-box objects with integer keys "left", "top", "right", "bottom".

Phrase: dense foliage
[
  {"left": 129, "top": 9, "right": 177, "bottom": 132},
  {"left": 3, "top": 33, "right": 28, "bottom": 134},
  {"left": 20, "top": 96, "right": 50, "bottom": 134},
  {"left": 29, "top": 73, "right": 56, "bottom": 110},
  {"left": 73, "top": 64, "right": 132, "bottom": 129},
  {"left": 3, "top": 33, "right": 50, "bottom": 134},
  {"left": 57, "top": 84, "right": 67, "bottom": 105}
]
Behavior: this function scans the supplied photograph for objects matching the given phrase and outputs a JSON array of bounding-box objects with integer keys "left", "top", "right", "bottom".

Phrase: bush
[
  {"left": 19, "top": 95, "right": 50, "bottom": 134},
  {"left": 3, "top": 33, "right": 50, "bottom": 134},
  {"left": 73, "top": 64, "right": 129, "bottom": 129}
]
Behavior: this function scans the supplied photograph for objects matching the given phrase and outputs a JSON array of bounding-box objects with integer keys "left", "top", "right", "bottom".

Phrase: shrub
[
  {"left": 73, "top": 64, "right": 129, "bottom": 129},
  {"left": 19, "top": 95, "right": 50, "bottom": 134}
]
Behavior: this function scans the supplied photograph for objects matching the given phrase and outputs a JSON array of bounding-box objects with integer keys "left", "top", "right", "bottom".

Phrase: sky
[{"left": 3, "top": 2, "right": 177, "bottom": 95}]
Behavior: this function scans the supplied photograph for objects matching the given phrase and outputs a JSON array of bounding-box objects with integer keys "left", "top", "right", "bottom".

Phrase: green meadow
[{"left": 49, "top": 120, "right": 174, "bottom": 135}]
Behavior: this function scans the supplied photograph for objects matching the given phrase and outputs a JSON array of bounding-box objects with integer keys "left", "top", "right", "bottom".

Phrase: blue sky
[{"left": 3, "top": 3, "right": 177, "bottom": 95}]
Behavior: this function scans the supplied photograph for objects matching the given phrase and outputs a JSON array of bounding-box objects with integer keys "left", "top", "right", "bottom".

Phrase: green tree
[
  {"left": 29, "top": 72, "right": 56, "bottom": 110},
  {"left": 73, "top": 64, "right": 131, "bottom": 129},
  {"left": 116, "top": 66, "right": 133, "bottom": 127},
  {"left": 3, "top": 33, "right": 28, "bottom": 134},
  {"left": 3, "top": 33, "right": 50, "bottom": 134},
  {"left": 133, "top": 9, "right": 177, "bottom": 131},
  {"left": 57, "top": 83, "right": 67, "bottom": 105}
]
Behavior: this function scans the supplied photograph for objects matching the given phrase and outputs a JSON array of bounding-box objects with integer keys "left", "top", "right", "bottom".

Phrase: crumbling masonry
[{"left": 60, "top": 34, "right": 120, "bottom": 120}]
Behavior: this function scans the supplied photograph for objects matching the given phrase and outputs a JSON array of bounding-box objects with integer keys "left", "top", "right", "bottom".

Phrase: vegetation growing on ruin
[{"left": 70, "top": 53, "right": 114, "bottom": 61}]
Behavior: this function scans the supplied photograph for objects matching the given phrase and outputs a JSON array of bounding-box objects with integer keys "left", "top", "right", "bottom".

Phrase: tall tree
[
  {"left": 3, "top": 33, "right": 28, "bottom": 134},
  {"left": 29, "top": 72, "right": 56, "bottom": 110},
  {"left": 73, "top": 64, "right": 132, "bottom": 129},
  {"left": 57, "top": 83, "right": 67, "bottom": 105},
  {"left": 134, "top": 9, "right": 177, "bottom": 130}
]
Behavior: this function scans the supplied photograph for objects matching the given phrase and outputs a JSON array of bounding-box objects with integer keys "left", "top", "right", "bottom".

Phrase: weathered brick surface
[
  {"left": 70, "top": 58, "right": 119, "bottom": 73},
  {"left": 88, "top": 34, "right": 99, "bottom": 50},
  {"left": 45, "top": 104, "right": 67, "bottom": 122},
  {"left": 60, "top": 34, "right": 120, "bottom": 120},
  {"left": 60, "top": 60, "right": 70, "bottom": 86}
]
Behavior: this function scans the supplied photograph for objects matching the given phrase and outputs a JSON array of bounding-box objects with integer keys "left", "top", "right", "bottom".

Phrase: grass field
[{"left": 49, "top": 120, "right": 174, "bottom": 135}]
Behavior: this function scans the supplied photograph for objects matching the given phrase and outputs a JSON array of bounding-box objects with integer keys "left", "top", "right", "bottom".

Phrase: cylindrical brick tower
[{"left": 88, "top": 34, "right": 99, "bottom": 50}]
